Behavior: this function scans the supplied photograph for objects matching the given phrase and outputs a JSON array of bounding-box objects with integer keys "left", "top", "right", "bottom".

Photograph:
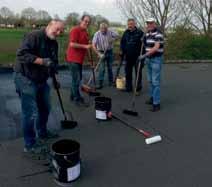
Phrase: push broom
[
  {"left": 112, "top": 114, "right": 162, "bottom": 145},
  {"left": 52, "top": 74, "right": 78, "bottom": 129},
  {"left": 123, "top": 35, "right": 146, "bottom": 116},
  {"left": 122, "top": 60, "right": 142, "bottom": 116},
  {"left": 81, "top": 48, "right": 101, "bottom": 97},
  {"left": 81, "top": 56, "right": 102, "bottom": 96}
]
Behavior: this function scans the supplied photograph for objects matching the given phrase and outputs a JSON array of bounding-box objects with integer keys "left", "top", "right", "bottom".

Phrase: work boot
[
  {"left": 135, "top": 91, "right": 141, "bottom": 96},
  {"left": 24, "top": 142, "right": 48, "bottom": 154},
  {"left": 145, "top": 97, "right": 153, "bottom": 105},
  {"left": 39, "top": 130, "right": 59, "bottom": 141},
  {"left": 74, "top": 97, "right": 89, "bottom": 107},
  {"left": 96, "top": 81, "right": 103, "bottom": 90},
  {"left": 150, "top": 104, "right": 161, "bottom": 112},
  {"left": 108, "top": 81, "right": 113, "bottom": 87},
  {"left": 122, "top": 88, "right": 132, "bottom": 92}
]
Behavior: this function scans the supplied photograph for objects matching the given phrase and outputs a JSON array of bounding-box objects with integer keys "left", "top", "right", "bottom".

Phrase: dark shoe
[
  {"left": 96, "top": 84, "right": 103, "bottom": 90},
  {"left": 150, "top": 104, "right": 160, "bottom": 112},
  {"left": 145, "top": 97, "right": 153, "bottom": 105},
  {"left": 74, "top": 99, "right": 89, "bottom": 107},
  {"left": 70, "top": 95, "right": 74, "bottom": 101},
  {"left": 39, "top": 130, "right": 59, "bottom": 141},
  {"left": 24, "top": 142, "right": 48, "bottom": 154},
  {"left": 108, "top": 81, "right": 113, "bottom": 87},
  {"left": 96, "top": 81, "right": 103, "bottom": 89},
  {"left": 135, "top": 90, "right": 141, "bottom": 96},
  {"left": 122, "top": 87, "right": 132, "bottom": 92}
]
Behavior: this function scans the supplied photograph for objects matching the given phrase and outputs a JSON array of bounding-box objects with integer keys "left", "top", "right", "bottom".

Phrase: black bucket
[
  {"left": 95, "top": 96, "right": 112, "bottom": 120},
  {"left": 51, "top": 139, "right": 81, "bottom": 185}
]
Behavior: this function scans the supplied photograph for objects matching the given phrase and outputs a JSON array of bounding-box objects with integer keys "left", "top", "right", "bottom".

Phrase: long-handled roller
[
  {"left": 112, "top": 114, "right": 162, "bottom": 145},
  {"left": 52, "top": 74, "right": 78, "bottom": 129}
]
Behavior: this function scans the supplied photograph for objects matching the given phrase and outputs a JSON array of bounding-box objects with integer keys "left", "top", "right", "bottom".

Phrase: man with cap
[
  {"left": 139, "top": 18, "right": 164, "bottom": 112},
  {"left": 14, "top": 20, "right": 64, "bottom": 153}
]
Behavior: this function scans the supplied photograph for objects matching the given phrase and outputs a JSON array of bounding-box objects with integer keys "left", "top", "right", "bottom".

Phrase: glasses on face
[{"left": 83, "top": 19, "right": 90, "bottom": 24}]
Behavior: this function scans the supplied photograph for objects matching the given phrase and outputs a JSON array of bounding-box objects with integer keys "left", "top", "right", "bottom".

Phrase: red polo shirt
[{"left": 66, "top": 26, "right": 89, "bottom": 64}]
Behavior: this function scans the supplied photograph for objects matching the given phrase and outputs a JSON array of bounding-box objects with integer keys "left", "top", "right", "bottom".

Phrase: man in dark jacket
[
  {"left": 14, "top": 20, "right": 64, "bottom": 153},
  {"left": 120, "top": 18, "right": 144, "bottom": 93}
]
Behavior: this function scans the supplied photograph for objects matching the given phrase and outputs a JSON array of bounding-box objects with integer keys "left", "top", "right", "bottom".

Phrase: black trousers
[{"left": 125, "top": 57, "right": 144, "bottom": 91}]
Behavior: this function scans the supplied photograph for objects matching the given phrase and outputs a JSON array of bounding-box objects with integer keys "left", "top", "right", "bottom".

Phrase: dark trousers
[
  {"left": 98, "top": 49, "right": 114, "bottom": 84},
  {"left": 69, "top": 62, "right": 82, "bottom": 101},
  {"left": 125, "top": 57, "right": 143, "bottom": 91}
]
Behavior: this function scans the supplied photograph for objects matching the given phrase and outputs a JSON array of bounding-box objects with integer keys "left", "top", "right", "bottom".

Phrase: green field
[
  {"left": 0, "top": 28, "right": 70, "bottom": 65},
  {"left": 0, "top": 28, "right": 29, "bottom": 65},
  {"left": 0, "top": 28, "right": 122, "bottom": 66}
]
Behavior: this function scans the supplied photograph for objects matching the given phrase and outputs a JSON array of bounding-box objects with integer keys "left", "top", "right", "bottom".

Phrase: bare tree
[
  {"left": 116, "top": 0, "right": 182, "bottom": 33},
  {"left": 65, "top": 12, "right": 80, "bottom": 26},
  {"left": 0, "top": 6, "right": 14, "bottom": 24},
  {"left": 21, "top": 7, "right": 36, "bottom": 20},
  {"left": 36, "top": 10, "right": 51, "bottom": 20},
  {"left": 53, "top": 14, "right": 60, "bottom": 20},
  {"left": 181, "top": 0, "right": 211, "bottom": 36}
]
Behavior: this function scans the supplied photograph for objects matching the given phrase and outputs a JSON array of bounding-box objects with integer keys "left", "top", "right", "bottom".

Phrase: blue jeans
[
  {"left": 14, "top": 73, "right": 51, "bottom": 148},
  {"left": 145, "top": 56, "right": 163, "bottom": 105},
  {"left": 98, "top": 49, "right": 114, "bottom": 84},
  {"left": 69, "top": 62, "right": 82, "bottom": 101}
]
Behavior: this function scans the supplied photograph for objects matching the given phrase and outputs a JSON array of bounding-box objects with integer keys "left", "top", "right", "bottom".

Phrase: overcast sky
[{"left": 0, "top": 0, "right": 125, "bottom": 23}]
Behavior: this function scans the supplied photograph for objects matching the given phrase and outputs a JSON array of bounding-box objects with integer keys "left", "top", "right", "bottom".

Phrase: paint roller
[{"left": 112, "top": 114, "right": 162, "bottom": 145}]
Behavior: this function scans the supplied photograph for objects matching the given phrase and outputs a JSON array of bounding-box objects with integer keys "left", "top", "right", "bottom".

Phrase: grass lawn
[
  {"left": 0, "top": 28, "right": 70, "bottom": 66},
  {"left": 0, "top": 28, "right": 31, "bottom": 65},
  {"left": 0, "top": 28, "right": 122, "bottom": 66}
]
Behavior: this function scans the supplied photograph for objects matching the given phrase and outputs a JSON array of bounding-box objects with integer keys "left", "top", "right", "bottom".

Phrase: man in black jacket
[
  {"left": 14, "top": 20, "right": 64, "bottom": 153},
  {"left": 120, "top": 19, "right": 144, "bottom": 93}
]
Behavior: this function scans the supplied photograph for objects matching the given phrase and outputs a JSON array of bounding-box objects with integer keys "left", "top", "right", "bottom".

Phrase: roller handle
[
  {"left": 113, "top": 114, "right": 151, "bottom": 138},
  {"left": 138, "top": 130, "right": 151, "bottom": 138}
]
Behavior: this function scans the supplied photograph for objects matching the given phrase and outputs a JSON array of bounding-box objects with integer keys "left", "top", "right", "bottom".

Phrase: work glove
[
  {"left": 98, "top": 52, "right": 105, "bottom": 59},
  {"left": 43, "top": 58, "right": 58, "bottom": 76},
  {"left": 42, "top": 58, "right": 54, "bottom": 67},
  {"left": 138, "top": 54, "right": 148, "bottom": 62}
]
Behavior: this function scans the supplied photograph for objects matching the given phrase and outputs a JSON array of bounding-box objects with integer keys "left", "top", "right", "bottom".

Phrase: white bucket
[
  {"left": 96, "top": 110, "right": 107, "bottom": 120},
  {"left": 116, "top": 76, "right": 126, "bottom": 90}
]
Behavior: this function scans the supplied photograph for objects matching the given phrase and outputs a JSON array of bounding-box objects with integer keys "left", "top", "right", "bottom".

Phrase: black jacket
[
  {"left": 120, "top": 27, "right": 144, "bottom": 60},
  {"left": 14, "top": 29, "right": 58, "bottom": 83}
]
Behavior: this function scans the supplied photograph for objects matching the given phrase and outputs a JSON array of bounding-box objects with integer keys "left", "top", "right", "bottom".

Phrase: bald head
[
  {"left": 46, "top": 20, "right": 65, "bottom": 40},
  {"left": 99, "top": 22, "right": 108, "bottom": 33}
]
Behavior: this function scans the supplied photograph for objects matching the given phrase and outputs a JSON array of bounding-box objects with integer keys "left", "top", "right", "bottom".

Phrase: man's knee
[{"left": 152, "top": 80, "right": 160, "bottom": 87}]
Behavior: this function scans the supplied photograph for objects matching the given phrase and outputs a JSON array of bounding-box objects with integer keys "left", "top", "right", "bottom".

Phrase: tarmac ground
[{"left": 0, "top": 63, "right": 212, "bottom": 187}]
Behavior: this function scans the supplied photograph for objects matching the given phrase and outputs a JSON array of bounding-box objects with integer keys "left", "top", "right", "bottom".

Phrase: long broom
[
  {"left": 112, "top": 114, "right": 162, "bottom": 145},
  {"left": 122, "top": 59, "right": 143, "bottom": 116},
  {"left": 52, "top": 74, "right": 78, "bottom": 129},
  {"left": 81, "top": 48, "right": 101, "bottom": 96},
  {"left": 122, "top": 35, "right": 145, "bottom": 116}
]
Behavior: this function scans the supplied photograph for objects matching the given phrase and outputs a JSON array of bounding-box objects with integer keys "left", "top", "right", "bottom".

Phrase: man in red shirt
[{"left": 66, "top": 15, "right": 92, "bottom": 106}]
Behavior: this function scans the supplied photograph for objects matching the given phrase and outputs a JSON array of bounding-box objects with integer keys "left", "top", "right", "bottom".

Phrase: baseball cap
[{"left": 146, "top": 18, "right": 155, "bottom": 23}]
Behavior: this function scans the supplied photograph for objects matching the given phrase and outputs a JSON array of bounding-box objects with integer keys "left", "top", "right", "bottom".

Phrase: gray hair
[{"left": 99, "top": 22, "right": 108, "bottom": 29}]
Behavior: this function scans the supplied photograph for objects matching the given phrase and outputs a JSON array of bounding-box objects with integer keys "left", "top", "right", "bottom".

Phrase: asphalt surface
[{"left": 0, "top": 63, "right": 212, "bottom": 187}]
